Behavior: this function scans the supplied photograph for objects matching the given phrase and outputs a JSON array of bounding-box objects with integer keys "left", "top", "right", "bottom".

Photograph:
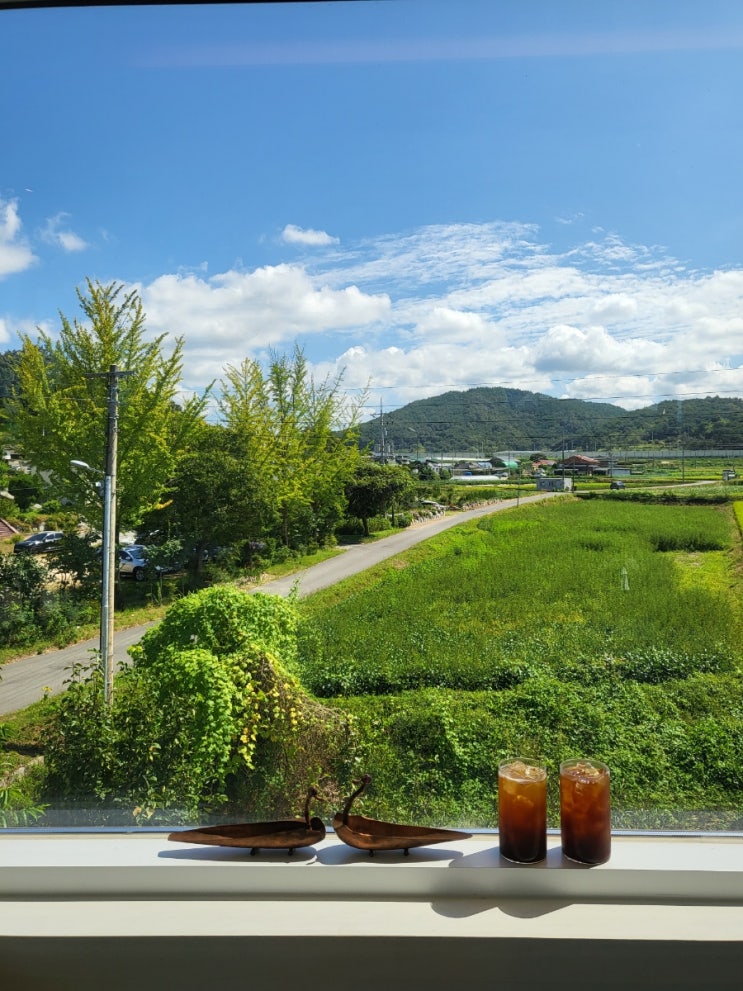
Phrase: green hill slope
[{"left": 357, "top": 388, "right": 743, "bottom": 454}]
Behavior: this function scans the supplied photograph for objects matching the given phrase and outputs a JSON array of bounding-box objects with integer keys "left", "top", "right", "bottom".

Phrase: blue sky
[{"left": 2, "top": 0, "right": 743, "bottom": 419}]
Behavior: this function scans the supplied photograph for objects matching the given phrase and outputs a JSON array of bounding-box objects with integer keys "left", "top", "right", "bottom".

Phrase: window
[{"left": 1, "top": 1, "right": 742, "bottom": 838}]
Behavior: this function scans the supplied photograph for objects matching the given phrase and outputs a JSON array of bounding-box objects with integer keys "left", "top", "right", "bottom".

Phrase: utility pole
[
  {"left": 97, "top": 365, "right": 132, "bottom": 706},
  {"left": 379, "top": 399, "right": 386, "bottom": 461},
  {"left": 71, "top": 365, "right": 132, "bottom": 708}
]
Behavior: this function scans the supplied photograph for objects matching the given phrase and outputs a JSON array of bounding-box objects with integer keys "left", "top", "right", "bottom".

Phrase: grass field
[{"left": 297, "top": 498, "right": 743, "bottom": 829}]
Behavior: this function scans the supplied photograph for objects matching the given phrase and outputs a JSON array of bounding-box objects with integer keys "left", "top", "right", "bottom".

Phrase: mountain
[{"left": 356, "top": 388, "right": 743, "bottom": 455}]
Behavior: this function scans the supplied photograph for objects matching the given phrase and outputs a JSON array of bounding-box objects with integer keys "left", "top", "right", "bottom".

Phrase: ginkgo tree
[
  {"left": 7, "top": 279, "right": 208, "bottom": 533},
  {"left": 218, "top": 347, "right": 365, "bottom": 549}
]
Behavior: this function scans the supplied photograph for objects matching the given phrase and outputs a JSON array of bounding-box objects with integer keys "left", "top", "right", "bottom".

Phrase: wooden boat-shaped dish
[
  {"left": 168, "top": 787, "right": 326, "bottom": 855},
  {"left": 333, "top": 774, "right": 471, "bottom": 856}
]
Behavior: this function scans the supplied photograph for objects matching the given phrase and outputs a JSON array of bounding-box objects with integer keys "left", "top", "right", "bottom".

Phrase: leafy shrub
[
  {"left": 132, "top": 585, "right": 301, "bottom": 670},
  {"left": 0, "top": 762, "right": 46, "bottom": 827},
  {"left": 46, "top": 586, "right": 352, "bottom": 820},
  {"left": 0, "top": 551, "right": 48, "bottom": 601},
  {"left": 614, "top": 645, "right": 735, "bottom": 683},
  {"left": 44, "top": 663, "right": 115, "bottom": 800},
  {"left": 676, "top": 716, "right": 743, "bottom": 789},
  {"left": 0, "top": 602, "right": 40, "bottom": 647},
  {"left": 337, "top": 515, "right": 392, "bottom": 536},
  {"left": 47, "top": 533, "right": 101, "bottom": 594}
]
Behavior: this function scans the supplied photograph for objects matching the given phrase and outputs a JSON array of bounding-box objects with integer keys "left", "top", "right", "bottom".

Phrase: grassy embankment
[{"left": 297, "top": 496, "right": 743, "bottom": 830}]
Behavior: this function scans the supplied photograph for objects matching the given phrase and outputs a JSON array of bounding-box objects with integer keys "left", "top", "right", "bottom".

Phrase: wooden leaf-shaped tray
[
  {"left": 168, "top": 787, "right": 326, "bottom": 855},
  {"left": 332, "top": 774, "right": 471, "bottom": 855}
]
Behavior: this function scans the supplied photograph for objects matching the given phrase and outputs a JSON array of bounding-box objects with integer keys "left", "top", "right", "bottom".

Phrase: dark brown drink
[
  {"left": 559, "top": 759, "right": 611, "bottom": 864},
  {"left": 498, "top": 759, "right": 547, "bottom": 863}
]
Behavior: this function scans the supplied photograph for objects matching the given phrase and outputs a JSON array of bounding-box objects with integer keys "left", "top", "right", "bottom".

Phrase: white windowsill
[
  {"left": 3, "top": 833, "right": 743, "bottom": 990},
  {"left": 2, "top": 832, "right": 743, "bottom": 940}
]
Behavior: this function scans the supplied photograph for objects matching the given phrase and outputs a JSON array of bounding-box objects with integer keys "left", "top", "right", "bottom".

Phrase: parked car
[
  {"left": 13, "top": 530, "right": 64, "bottom": 554},
  {"left": 118, "top": 544, "right": 151, "bottom": 581},
  {"left": 609, "top": 480, "right": 626, "bottom": 490},
  {"left": 117, "top": 544, "right": 174, "bottom": 581}
]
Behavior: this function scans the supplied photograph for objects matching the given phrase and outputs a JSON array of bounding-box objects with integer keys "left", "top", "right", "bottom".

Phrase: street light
[{"left": 71, "top": 458, "right": 115, "bottom": 707}]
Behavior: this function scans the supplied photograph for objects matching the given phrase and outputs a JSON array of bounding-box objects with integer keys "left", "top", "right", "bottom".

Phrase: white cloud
[
  {"left": 414, "top": 306, "right": 501, "bottom": 345},
  {"left": 330, "top": 226, "right": 743, "bottom": 409},
  {"left": 281, "top": 224, "right": 340, "bottom": 247},
  {"left": 140, "top": 26, "right": 743, "bottom": 71},
  {"left": 311, "top": 339, "right": 541, "bottom": 410},
  {"left": 139, "top": 264, "right": 390, "bottom": 369},
  {"left": 0, "top": 200, "right": 22, "bottom": 242},
  {"left": 589, "top": 294, "right": 638, "bottom": 323},
  {"left": 533, "top": 324, "right": 666, "bottom": 374},
  {"left": 554, "top": 212, "right": 584, "bottom": 226},
  {"left": 40, "top": 213, "right": 88, "bottom": 253},
  {"left": 0, "top": 198, "right": 37, "bottom": 278},
  {"left": 565, "top": 374, "right": 660, "bottom": 409},
  {"left": 91, "top": 220, "right": 743, "bottom": 414}
]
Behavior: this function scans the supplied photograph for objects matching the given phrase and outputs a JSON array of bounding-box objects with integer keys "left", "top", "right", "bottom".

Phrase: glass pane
[{"left": 1, "top": 1, "right": 742, "bottom": 835}]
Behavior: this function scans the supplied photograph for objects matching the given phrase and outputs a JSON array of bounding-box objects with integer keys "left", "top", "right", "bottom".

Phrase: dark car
[
  {"left": 13, "top": 530, "right": 64, "bottom": 554},
  {"left": 609, "top": 480, "right": 626, "bottom": 490}
]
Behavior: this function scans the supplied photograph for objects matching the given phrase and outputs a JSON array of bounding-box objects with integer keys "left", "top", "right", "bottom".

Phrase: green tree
[
  {"left": 267, "top": 349, "right": 365, "bottom": 546},
  {"left": 140, "top": 421, "right": 262, "bottom": 574},
  {"left": 0, "top": 349, "right": 20, "bottom": 409},
  {"left": 345, "top": 461, "right": 416, "bottom": 536},
  {"left": 0, "top": 351, "right": 19, "bottom": 495},
  {"left": 0, "top": 552, "right": 49, "bottom": 647},
  {"left": 218, "top": 356, "right": 289, "bottom": 546},
  {"left": 7, "top": 280, "right": 208, "bottom": 532},
  {"left": 416, "top": 462, "right": 439, "bottom": 482},
  {"left": 219, "top": 347, "right": 364, "bottom": 549}
]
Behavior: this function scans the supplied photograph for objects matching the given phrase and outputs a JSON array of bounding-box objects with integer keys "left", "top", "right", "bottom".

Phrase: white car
[{"left": 118, "top": 545, "right": 150, "bottom": 581}]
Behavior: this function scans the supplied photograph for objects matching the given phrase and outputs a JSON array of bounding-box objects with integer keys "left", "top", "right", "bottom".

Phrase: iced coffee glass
[
  {"left": 559, "top": 759, "right": 611, "bottom": 864},
  {"left": 497, "top": 759, "right": 547, "bottom": 863}
]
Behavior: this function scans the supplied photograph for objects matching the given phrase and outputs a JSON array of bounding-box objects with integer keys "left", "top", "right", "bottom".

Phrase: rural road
[{"left": 0, "top": 492, "right": 553, "bottom": 716}]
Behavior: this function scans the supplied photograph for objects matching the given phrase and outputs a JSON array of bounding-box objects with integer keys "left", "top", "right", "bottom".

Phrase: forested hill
[{"left": 357, "top": 388, "right": 743, "bottom": 454}]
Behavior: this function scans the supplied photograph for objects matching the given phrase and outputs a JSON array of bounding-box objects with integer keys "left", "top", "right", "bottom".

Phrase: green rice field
[{"left": 297, "top": 498, "right": 743, "bottom": 829}]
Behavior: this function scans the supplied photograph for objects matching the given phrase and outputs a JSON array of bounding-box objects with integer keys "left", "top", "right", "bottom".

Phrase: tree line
[{"left": 0, "top": 280, "right": 416, "bottom": 580}]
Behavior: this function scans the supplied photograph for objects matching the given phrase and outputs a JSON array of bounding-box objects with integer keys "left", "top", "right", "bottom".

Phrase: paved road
[
  {"left": 0, "top": 623, "right": 155, "bottom": 717},
  {"left": 0, "top": 492, "right": 553, "bottom": 716}
]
